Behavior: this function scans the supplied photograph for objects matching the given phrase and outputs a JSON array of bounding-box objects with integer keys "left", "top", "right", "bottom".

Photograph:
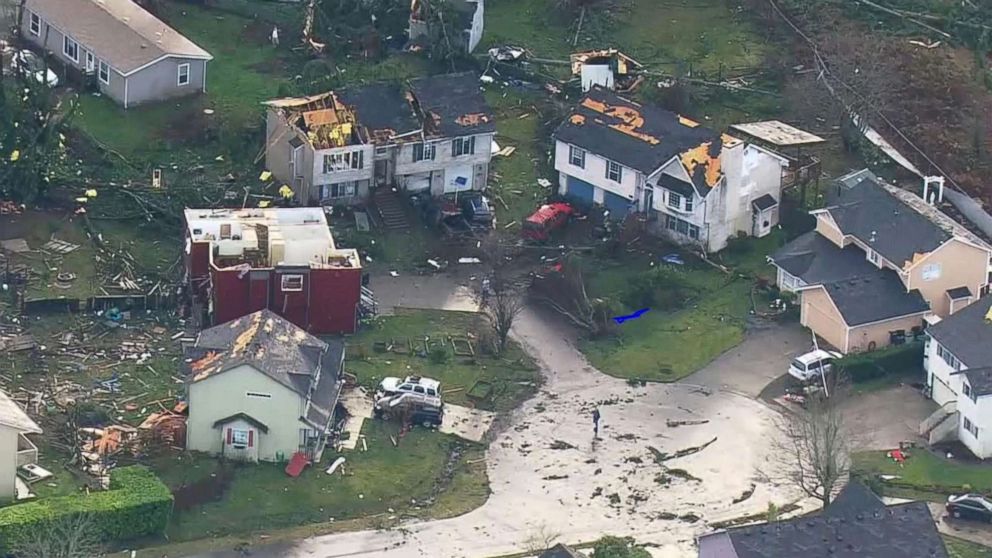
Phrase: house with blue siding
[{"left": 553, "top": 88, "right": 791, "bottom": 252}]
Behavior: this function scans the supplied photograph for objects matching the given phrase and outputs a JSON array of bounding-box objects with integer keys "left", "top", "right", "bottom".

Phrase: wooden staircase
[{"left": 372, "top": 189, "right": 410, "bottom": 230}]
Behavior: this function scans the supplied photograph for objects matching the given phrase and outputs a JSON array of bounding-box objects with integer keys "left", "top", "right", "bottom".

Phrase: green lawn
[
  {"left": 347, "top": 309, "right": 541, "bottom": 412},
  {"left": 853, "top": 450, "right": 992, "bottom": 500},
  {"left": 2, "top": 210, "right": 101, "bottom": 300},
  {"left": 946, "top": 536, "right": 992, "bottom": 558},
  {"left": 483, "top": 0, "right": 768, "bottom": 75},
  {"left": 163, "top": 422, "right": 487, "bottom": 541}
]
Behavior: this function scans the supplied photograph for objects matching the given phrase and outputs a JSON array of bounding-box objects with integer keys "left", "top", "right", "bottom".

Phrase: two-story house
[
  {"left": 552, "top": 87, "right": 794, "bottom": 252},
  {"left": 185, "top": 310, "right": 344, "bottom": 463},
  {"left": 264, "top": 72, "right": 495, "bottom": 206},
  {"left": 920, "top": 296, "right": 992, "bottom": 458},
  {"left": 769, "top": 170, "right": 992, "bottom": 354},
  {"left": 21, "top": 0, "right": 212, "bottom": 108}
]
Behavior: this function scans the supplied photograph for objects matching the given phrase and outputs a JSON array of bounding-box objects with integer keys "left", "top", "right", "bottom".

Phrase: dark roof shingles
[
  {"left": 409, "top": 72, "right": 495, "bottom": 138},
  {"left": 823, "top": 270, "right": 929, "bottom": 326},
  {"left": 961, "top": 367, "right": 992, "bottom": 397},
  {"left": 553, "top": 87, "right": 721, "bottom": 179},
  {"left": 827, "top": 177, "right": 950, "bottom": 267},
  {"left": 338, "top": 83, "right": 421, "bottom": 143},
  {"left": 752, "top": 193, "right": 778, "bottom": 211},
  {"left": 927, "top": 296, "right": 992, "bottom": 368},
  {"left": 771, "top": 231, "right": 879, "bottom": 286},
  {"left": 947, "top": 286, "right": 973, "bottom": 300}
]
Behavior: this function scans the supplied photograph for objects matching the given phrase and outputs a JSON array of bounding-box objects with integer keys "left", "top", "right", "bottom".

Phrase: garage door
[
  {"left": 566, "top": 176, "right": 595, "bottom": 205},
  {"left": 603, "top": 191, "right": 632, "bottom": 219}
]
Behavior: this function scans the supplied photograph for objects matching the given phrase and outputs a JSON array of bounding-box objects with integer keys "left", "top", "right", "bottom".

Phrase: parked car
[
  {"left": 522, "top": 202, "right": 573, "bottom": 241},
  {"left": 373, "top": 376, "right": 444, "bottom": 427},
  {"left": 946, "top": 494, "right": 992, "bottom": 522},
  {"left": 10, "top": 50, "right": 58, "bottom": 87},
  {"left": 376, "top": 375, "right": 442, "bottom": 399},
  {"left": 787, "top": 349, "right": 842, "bottom": 382}
]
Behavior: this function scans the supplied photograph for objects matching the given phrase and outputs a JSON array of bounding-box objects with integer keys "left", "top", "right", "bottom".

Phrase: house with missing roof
[
  {"left": 921, "top": 296, "right": 992, "bottom": 458},
  {"left": 697, "top": 481, "right": 949, "bottom": 558},
  {"left": 185, "top": 310, "right": 344, "bottom": 463},
  {"left": 21, "top": 0, "right": 212, "bottom": 108},
  {"left": 769, "top": 170, "right": 992, "bottom": 354},
  {"left": 0, "top": 389, "right": 42, "bottom": 502},
  {"left": 408, "top": 0, "right": 484, "bottom": 55},
  {"left": 264, "top": 72, "right": 495, "bottom": 205},
  {"left": 553, "top": 87, "right": 807, "bottom": 252}
]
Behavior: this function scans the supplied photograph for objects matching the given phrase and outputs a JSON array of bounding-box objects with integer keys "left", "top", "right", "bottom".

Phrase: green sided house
[{"left": 184, "top": 309, "right": 344, "bottom": 463}]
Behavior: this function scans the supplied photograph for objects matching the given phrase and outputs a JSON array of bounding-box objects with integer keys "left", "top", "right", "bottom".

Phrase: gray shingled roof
[
  {"left": 338, "top": 82, "right": 420, "bottom": 143},
  {"left": 822, "top": 271, "right": 929, "bottom": 326},
  {"left": 824, "top": 480, "right": 886, "bottom": 517},
  {"left": 554, "top": 87, "right": 723, "bottom": 190},
  {"left": 722, "top": 502, "right": 946, "bottom": 558},
  {"left": 25, "top": 0, "right": 212, "bottom": 74},
  {"left": 947, "top": 287, "right": 973, "bottom": 300},
  {"left": 409, "top": 72, "right": 495, "bottom": 138},
  {"left": 826, "top": 177, "right": 951, "bottom": 267},
  {"left": 0, "top": 389, "right": 41, "bottom": 434},
  {"left": 961, "top": 368, "right": 992, "bottom": 397},
  {"left": 771, "top": 231, "right": 880, "bottom": 286},
  {"left": 539, "top": 544, "right": 583, "bottom": 558},
  {"left": 927, "top": 296, "right": 992, "bottom": 369},
  {"left": 751, "top": 194, "right": 778, "bottom": 212}
]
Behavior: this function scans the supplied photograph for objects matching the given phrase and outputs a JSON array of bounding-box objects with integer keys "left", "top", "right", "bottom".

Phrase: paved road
[{"left": 187, "top": 275, "right": 809, "bottom": 558}]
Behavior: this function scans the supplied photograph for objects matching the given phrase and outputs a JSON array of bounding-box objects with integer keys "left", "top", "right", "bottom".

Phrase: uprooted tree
[
  {"left": 530, "top": 256, "right": 619, "bottom": 337},
  {"left": 769, "top": 378, "right": 852, "bottom": 508}
]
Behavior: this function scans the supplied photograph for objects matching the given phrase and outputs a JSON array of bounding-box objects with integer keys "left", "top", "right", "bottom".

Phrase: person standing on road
[{"left": 592, "top": 408, "right": 601, "bottom": 438}]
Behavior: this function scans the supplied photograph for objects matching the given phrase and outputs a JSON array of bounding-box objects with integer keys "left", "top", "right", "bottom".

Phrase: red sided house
[{"left": 184, "top": 207, "right": 363, "bottom": 334}]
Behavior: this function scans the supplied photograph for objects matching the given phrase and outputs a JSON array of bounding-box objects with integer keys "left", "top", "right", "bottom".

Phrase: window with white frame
[
  {"left": 246, "top": 391, "right": 272, "bottom": 399},
  {"left": 177, "top": 63, "right": 190, "bottom": 86},
  {"left": 964, "top": 416, "right": 979, "bottom": 438},
  {"left": 964, "top": 382, "right": 979, "bottom": 403},
  {"left": 281, "top": 274, "right": 303, "bottom": 292},
  {"left": 781, "top": 273, "right": 799, "bottom": 290},
  {"left": 606, "top": 160, "right": 623, "bottom": 183},
  {"left": 322, "top": 151, "right": 364, "bottom": 173},
  {"left": 668, "top": 191, "right": 683, "bottom": 210},
  {"left": 452, "top": 136, "right": 476, "bottom": 157},
  {"left": 231, "top": 428, "right": 249, "bottom": 447},
  {"left": 867, "top": 249, "right": 879, "bottom": 265},
  {"left": 922, "top": 263, "right": 942, "bottom": 282},
  {"left": 569, "top": 146, "right": 586, "bottom": 168},
  {"left": 685, "top": 196, "right": 693, "bottom": 212},
  {"left": 665, "top": 214, "right": 700, "bottom": 240},
  {"left": 29, "top": 12, "right": 40, "bottom": 36},
  {"left": 98, "top": 61, "right": 110, "bottom": 85},
  {"left": 63, "top": 36, "right": 79, "bottom": 63},
  {"left": 412, "top": 142, "right": 436, "bottom": 162},
  {"left": 937, "top": 344, "right": 961, "bottom": 370}
]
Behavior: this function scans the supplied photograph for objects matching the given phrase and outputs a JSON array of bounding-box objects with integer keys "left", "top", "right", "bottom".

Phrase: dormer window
[{"left": 867, "top": 249, "right": 879, "bottom": 265}]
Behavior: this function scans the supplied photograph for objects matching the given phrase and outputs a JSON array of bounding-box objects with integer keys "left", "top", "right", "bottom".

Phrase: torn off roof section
[{"left": 554, "top": 88, "right": 738, "bottom": 193}]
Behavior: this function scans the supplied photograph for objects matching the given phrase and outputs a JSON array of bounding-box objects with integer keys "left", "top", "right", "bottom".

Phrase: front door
[
  {"left": 374, "top": 159, "right": 389, "bottom": 187},
  {"left": 643, "top": 187, "right": 656, "bottom": 220},
  {"left": 85, "top": 51, "right": 95, "bottom": 73}
]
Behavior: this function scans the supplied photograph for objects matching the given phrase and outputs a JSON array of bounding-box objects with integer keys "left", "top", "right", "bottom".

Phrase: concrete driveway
[
  {"left": 186, "top": 281, "right": 809, "bottom": 558},
  {"left": 928, "top": 502, "right": 992, "bottom": 548},
  {"left": 841, "top": 384, "right": 936, "bottom": 451}
]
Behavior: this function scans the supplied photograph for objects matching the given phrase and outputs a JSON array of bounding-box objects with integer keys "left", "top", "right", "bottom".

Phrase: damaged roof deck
[
  {"left": 555, "top": 87, "right": 739, "bottom": 195},
  {"left": 266, "top": 72, "right": 494, "bottom": 149},
  {"left": 184, "top": 208, "right": 361, "bottom": 270}
]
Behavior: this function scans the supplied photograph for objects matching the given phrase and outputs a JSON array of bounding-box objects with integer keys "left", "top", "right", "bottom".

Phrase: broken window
[
  {"left": 29, "top": 12, "right": 40, "bottom": 36},
  {"left": 413, "top": 142, "right": 436, "bottom": 162},
  {"left": 569, "top": 146, "right": 586, "bottom": 169},
  {"left": 322, "top": 151, "right": 364, "bottom": 173},
  {"left": 606, "top": 160, "right": 623, "bottom": 183},
  {"left": 321, "top": 182, "right": 356, "bottom": 199},
  {"left": 281, "top": 274, "right": 304, "bottom": 291},
  {"left": 177, "top": 63, "right": 190, "bottom": 86},
  {"left": 452, "top": 136, "right": 476, "bottom": 157},
  {"left": 219, "top": 224, "right": 232, "bottom": 239}
]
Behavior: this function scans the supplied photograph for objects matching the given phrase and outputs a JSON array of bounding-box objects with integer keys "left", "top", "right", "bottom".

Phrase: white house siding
[
  {"left": 736, "top": 145, "right": 786, "bottom": 231},
  {"left": 124, "top": 57, "right": 207, "bottom": 107},
  {"left": 956, "top": 385, "right": 992, "bottom": 458},
  {"left": 311, "top": 144, "right": 375, "bottom": 205},
  {"left": 0, "top": 426, "right": 16, "bottom": 502},
  {"left": 187, "top": 364, "right": 307, "bottom": 462},
  {"left": 925, "top": 335, "right": 963, "bottom": 407},
  {"left": 392, "top": 133, "right": 493, "bottom": 196},
  {"left": 554, "top": 140, "right": 640, "bottom": 200},
  {"left": 775, "top": 267, "right": 807, "bottom": 293}
]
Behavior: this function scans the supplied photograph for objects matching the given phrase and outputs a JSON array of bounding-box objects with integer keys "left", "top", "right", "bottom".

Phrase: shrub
[
  {"left": 835, "top": 342, "right": 924, "bottom": 383},
  {"left": 428, "top": 346, "right": 450, "bottom": 364},
  {"left": 0, "top": 466, "right": 173, "bottom": 553}
]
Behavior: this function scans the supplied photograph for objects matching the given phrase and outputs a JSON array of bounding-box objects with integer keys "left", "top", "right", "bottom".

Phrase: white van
[{"left": 788, "top": 349, "right": 842, "bottom": 382}]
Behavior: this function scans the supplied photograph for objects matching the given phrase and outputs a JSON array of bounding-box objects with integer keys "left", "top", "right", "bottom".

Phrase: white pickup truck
[{"left": 373, "top": 376, "right": 444, "bottom": 427}]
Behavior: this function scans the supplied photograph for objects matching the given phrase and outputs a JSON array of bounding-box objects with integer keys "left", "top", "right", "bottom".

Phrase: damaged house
[
  {"left": 408, "top": 0, "right": 485, "bottom": 54},
  {"left": 0, "top": 389, "right": 42, "bottom": 503},
  {"left": 769, "top": 170, "right": 992, "bottom": 354},
  {"left": 264, "top": 72, "right": 495, "bottom": 205},
  {"left": 553, "top": 87, "right": 804, "bottom": 252},
  {"left": 184, "top": 207, "right": 365, "bottom": 335},
  {"left": 185, "top": 310, "right": 344, "bottom": 463}
]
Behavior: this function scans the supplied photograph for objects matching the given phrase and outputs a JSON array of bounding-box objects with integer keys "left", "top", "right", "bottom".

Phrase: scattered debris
[
  {"left": 648, "top": 437, "right": 717, "bottom": 463},
  {"left": 542, "top": 474, "right": 569, "bottom": 481},
  {"left": 665, "top": 419, "right": 710, "bottom": 428},
  {"left": 732, "top": 484, "right": 756, "bottom": 504},
  {"left": 325, "top": 456, "right": 346, "bottom": 475},
  {"left": 607, "top": 493, "right": 621, "bottom": 505},
  {"left": 0, "top": 238, "right": 29, "bottom": 253},
  {"left": 666, "top": 468, "right": 701, "bottom": 482},
  {"left": 488, "top": 45, "right": 526, "bottom": 62},
  {"left": 42, "top": 238, "right": 80, "bottom": 254},
  {"left": 549, "top": 440, "right": 576, "bottom": 450}
]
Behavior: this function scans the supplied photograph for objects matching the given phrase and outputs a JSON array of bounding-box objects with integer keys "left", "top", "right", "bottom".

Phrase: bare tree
[
  {"left": 484, "top": 279, "right": 524, "bottom": 355},
  {"left": 11, "top": 514, "right": 103, "bottom": 558},
  {"left": 770, "top": 383, "right": 852, "bottom": 508}
]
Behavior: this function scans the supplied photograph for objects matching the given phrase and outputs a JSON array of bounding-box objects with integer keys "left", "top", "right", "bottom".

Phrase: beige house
[
  {"left": 185, "top": 310, "right": 344, "bottom": 463},
  {"left": 0, "top": 390, "right": 42, "bottom": 502},
  {"left": 770, "top": 171, "right": 992, "bottom": 353}
]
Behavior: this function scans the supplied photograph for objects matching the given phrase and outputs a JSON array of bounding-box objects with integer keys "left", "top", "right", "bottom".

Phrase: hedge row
[
  {"left": 835, "top": 341, "right": 924, "bottom": 383},
  {"left": 0, "top": 466, "right": 173, "bottom": 552}
]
